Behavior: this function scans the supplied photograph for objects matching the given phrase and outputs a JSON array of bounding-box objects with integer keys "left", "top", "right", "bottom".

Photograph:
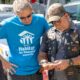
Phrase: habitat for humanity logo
[{"left": 19, "top": 31, "right": 34, "bottom": 45}]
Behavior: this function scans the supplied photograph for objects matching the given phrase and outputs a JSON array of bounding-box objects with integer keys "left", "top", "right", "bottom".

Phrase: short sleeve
[
  {"left": 0, "top": 23, "right": 7, "bottom": 38},
  {"left": 40, "top": 32, "right": 48, "bottom": 53},
  {"left": 43, "top": 18, "right": 50, "bottom": 32}
]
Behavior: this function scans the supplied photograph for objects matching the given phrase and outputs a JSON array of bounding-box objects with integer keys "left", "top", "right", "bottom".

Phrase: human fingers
[
  {"left": 47, "top": 62, "right": 55, "bottom": 70},
  {"left": 9, "top": 67, "right": 16, "bottom": 74},
  {"left": 11, "top": 63, "right": 18, "bottom": 68}
]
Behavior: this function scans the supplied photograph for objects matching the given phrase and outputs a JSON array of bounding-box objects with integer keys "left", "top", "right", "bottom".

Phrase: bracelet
[
  {"left": 39, "top": 59, "right": 47, "bottom": 65},
  {"left": 68, "top": 59, "right": 74, "bottom": 66}
]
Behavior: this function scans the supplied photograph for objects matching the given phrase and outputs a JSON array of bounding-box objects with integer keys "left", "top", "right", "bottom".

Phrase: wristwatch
[
  {"left": 68, "top": 58, "right": 74, "bottom": 66},
  {"left": 39, "top": 59, "right": 47, "bottom": 65}
]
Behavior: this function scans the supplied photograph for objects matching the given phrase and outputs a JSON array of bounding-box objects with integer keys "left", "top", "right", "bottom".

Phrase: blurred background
[{"left": 0, "top": 0, "right": 78, "bottom": 4}]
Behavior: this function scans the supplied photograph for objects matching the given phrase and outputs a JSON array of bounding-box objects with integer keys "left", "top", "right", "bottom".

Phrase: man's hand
[
  {"left": 73, "top": 56, "right": 80, "bottom": 65},
  {"left": 40, "top": 62, "right": 55, "bottom": 72},
  {"left": 1, "top": 59, "right": 17, "bottom": 74},
  {"left": 53, "top": 60, "right": 69, "bottom": 71}
]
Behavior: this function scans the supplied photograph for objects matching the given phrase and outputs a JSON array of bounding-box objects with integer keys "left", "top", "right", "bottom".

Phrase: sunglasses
[{"left": 20, "top": 13, "right": 32, "bottom": 20}]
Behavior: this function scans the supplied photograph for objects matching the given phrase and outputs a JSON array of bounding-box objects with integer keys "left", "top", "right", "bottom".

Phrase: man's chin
[{"left": 23, "top": 22, "right": 31, "bottom": 25}]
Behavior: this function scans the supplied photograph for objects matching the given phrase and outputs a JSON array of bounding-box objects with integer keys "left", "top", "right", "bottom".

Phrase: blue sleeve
[
  {"left": 0, "top": 23, "right": 7, "bottom": 38},
  {"left": 43, "top": 17, "right": 50, "bottom": 32},
  {"left": 49, "top": 23, "right": 53, "bottom": 28}
]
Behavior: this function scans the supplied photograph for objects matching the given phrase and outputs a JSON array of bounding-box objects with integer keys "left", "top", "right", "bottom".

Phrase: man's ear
[{"left": 64, "top": 13, "right": 70, "bottom": 17}]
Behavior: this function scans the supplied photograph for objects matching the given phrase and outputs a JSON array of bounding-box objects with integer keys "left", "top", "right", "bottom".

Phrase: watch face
[{"left": 69, "top": 59, "right": 73, "bottom": 65}]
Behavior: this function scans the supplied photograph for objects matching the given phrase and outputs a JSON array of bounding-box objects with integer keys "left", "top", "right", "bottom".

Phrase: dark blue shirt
[{"left": 40, "top": 26, "right": 80, "bottom": 62}]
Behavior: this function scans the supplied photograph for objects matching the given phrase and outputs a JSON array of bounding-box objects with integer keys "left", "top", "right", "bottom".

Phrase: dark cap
[{"left": 46, "top": 3, "right": 66, "bottom": 23}]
